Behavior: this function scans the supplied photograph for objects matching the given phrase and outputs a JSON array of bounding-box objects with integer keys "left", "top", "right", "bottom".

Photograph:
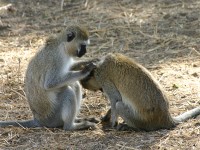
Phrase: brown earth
[{"left": 0, "top": 0, "right": 200, "bottom": 149}]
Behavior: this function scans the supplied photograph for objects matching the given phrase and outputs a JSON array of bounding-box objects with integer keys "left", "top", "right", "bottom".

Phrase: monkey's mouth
[{"left": 77, "top": 44, "right": 86, "bottom": 57}]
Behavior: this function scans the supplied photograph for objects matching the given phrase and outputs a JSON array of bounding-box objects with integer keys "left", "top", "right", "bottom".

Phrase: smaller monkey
[
  {"left": 0, "top": 25, "right": 99, "bottom": 130},
  {"left": 80, "top": 53, "right": 200, "bottom": 131}
]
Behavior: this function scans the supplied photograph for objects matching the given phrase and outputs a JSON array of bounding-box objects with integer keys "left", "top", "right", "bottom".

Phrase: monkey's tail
[
  {"left": 0, "top": 119, "right": 40, "bottom": 128},
  {"left": 173, "top": 107, "right": 200, "bottom": 123}
]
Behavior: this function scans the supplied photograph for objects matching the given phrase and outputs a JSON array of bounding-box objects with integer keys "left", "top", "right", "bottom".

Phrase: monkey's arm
[{"left": 43, "top": 63, "right": 96, "bottom": 90}]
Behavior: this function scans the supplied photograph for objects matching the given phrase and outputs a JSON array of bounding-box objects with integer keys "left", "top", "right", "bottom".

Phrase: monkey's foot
[
  {"left": 117, "top": 123, "right": 138, "bottom": 131},
  {"left": 101, "top": 109, "right": 111, "bottom": 122},
  {"left": 84, "top": 121, "right": 99, "bottom": 130},
  {"left": 101, "top": 121, "right": 119, "bottom": 131},
  {"left": 86, "top": 117, "right": 100, "bottom": 123},
  {"left": 75, "top": 117, "right": 100, "bottom": 123}
]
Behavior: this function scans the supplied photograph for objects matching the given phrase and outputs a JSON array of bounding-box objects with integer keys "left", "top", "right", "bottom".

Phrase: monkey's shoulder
[
  {"left": 104, "top": 53, "right": 138, "bottom": 68},
  {"left": 102, "top": 53, "right": 154, "bottom": 81}
]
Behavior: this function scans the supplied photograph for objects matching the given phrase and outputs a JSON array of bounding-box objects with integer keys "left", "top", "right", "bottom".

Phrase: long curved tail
[
  {"left": 0, "top": 119, "right": 40, "bottom": 128},
  {"left": 173, "top": 107, "right": 200, "bottom": 123}
]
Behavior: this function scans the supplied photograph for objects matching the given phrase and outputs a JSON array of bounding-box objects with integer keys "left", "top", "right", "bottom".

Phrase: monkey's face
[
  {"left": 65, "top": 26, "right": 90, "bottom": 58},
  {"left": 66, "top": 33, "right": 90, "bottom": 58},
  {"left": 80, "top": 71, "right": 102, "bottom": 91}
]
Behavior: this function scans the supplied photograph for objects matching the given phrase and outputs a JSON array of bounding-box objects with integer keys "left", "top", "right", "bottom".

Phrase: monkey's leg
[
  {"left": 116, "top": 101, "right": 139, "bottom": 131},
  {"left": 61, "top": 86, "right": 96, "bottom": 130},
  {"left": 75, "top": 117, "right": 100, "bottom": 123},
  {"left": 72, "top": 81, "right": 100, "bottom": 124},
  {"left": 102, "top": 82, "right": 122, "bottom": 127},
  {"left": 100, "top": 109, "right": 113, "bottom": 129},
  {"left": 71, "top": 81, "right": 82, "bottom": 112}
]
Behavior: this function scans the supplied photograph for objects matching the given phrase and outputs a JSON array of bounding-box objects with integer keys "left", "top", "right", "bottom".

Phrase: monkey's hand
[
  {"left": 81, "top": 62, "right": 97, "bottom": 75},
  {"left": 91, "top": 58, "right": 100, "bottom": 63},
  {"left": 71, "top": 58, "right": 100, "bottom": 71}
]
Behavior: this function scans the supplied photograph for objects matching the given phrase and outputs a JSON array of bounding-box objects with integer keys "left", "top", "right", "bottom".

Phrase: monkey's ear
[{"left": 67, "top": 32, "right": 75, "bottom": 42}]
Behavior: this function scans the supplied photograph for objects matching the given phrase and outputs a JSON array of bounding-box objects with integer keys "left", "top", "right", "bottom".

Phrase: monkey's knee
[
  {"left": 116, "top": 101, "right": 127, "bottom": 117},
  {"left": 73, "top": 81, "right": 82, "bottom": 108},
  {"left": 60, "top": 87, "right": 77, "bottom": 122},
  {"left": 116, "top": 101, "right": 133, "bottom": 117},
  {"left": 116, "top": 101, "right": 127, "bottom": 112}
]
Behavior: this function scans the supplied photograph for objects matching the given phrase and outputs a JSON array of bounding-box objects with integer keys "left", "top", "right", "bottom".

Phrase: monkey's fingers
[
  {"left": 92, "top": 58, "right": 101, "bottom": 63},
  {"left": 87, "top": 62, "right": 97, "bottom": 70},
  {"left": 82, "top": 62, "right": 96, "bottom": 74},
  {"left": 86, "top": 117, "right": 100, "bottom": 123},
  {"left": 85, "top": 121, "right": 99, "bottom": 130}
]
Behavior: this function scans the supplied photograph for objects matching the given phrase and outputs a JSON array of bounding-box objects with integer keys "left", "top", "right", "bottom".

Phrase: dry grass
[{"left": 0, "top": 0, "right": 200, "bottom": 149}]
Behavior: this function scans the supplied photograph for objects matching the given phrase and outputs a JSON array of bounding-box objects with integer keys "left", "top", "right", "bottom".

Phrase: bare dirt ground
[{"left": 0, "top": 0, "right": 200, "bottom": 149}]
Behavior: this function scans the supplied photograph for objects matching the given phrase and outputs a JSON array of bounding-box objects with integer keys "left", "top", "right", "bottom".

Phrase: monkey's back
[
  {"left": 96, "top": 53, "right": 175, "bottom": 130},
  {"left": 24, "top": 47, "right": 59, "bottom": 122}
]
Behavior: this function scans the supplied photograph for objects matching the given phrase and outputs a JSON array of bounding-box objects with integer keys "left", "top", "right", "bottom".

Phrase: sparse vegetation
[{"left": 0, "top": 0, "right": 200, "bottom": 149}]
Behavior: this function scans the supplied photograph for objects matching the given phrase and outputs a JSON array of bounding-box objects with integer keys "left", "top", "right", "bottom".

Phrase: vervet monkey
[
  {"left": 0, "top": 25, "right": 99, "bottom": 130},
  {"left": 80, "top": 53, "right": 200, "bottom": 131}
]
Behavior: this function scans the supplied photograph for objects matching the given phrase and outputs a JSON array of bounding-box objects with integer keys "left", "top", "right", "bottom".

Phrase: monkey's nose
[{"left": 77, "top": 44, "right": 86, "bottom": 57}]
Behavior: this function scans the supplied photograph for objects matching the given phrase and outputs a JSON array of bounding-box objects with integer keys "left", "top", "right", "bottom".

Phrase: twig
[
  {"left": 3, "top": 139, "right": 10, "bottom": 145},
  {"left": 90, "top": 29, "right": 106, "bottom": 33},
  {"left": 61, "top": 0, "right": 64, "bottom": 11},
  {"left": 189, "top": 47, "right": 200, "bottom": 56},
  {"left": 158, "top": 73, "right": 165, "bottom": 82},
  {"left": 160, "top": 3, "right": 182, "bottom": 9},
  {"left": 16, "top": 122, "right": 26, "bottom": 129},
  {"left": 138, "top": 30, "right": 159, "bottom": 39},
  {"left": 98, "top": 16, "right": 103, "bottom": 29},
  {"left": 147, "top": 45, "right": 163, "bottom": 52},
  {"left": 157, "top": 135, "right": 170, "bottom": 147},
  {"left": 116, "top": 144, "right": 137, "bottom": 150},
  {"left": 44, "top": 127, "right": 55, "bottom": 133},
  {"left": 84, "top": 103, "right": 91, "bottom": 114},
  {"left": 10, "top": 88, "right": 26, "bottom": 100},
  {"left": 84, "top": 0, "right": 89, "bottom": 8}
]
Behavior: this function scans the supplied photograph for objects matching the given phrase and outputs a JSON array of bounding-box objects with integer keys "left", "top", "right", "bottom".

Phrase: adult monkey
[
  {"left": 80, "top": 53, "right": 200, "bottom": 131},
  {"left": 0, "top": 25, "right": 98, "bottom": 130}
]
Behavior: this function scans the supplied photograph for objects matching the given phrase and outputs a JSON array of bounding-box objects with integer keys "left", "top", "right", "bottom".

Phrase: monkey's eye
[{"left": 67, "top": 32, "right": 75, "bottom": 42}]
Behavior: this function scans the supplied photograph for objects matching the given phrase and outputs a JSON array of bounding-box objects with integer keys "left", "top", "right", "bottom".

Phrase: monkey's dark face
[
  {"left": 67, "top": 41, "right": 89, "bottom": 58},
  {"left": 80, "top": 70, "right": 102, "bottom": 91},
  {"left": 77, "top": 38, "right": 90, "bottom": 57},
  {"left": 65, "top": 28, "right": 89, "bottom": 58},
  {"left": 77, "top": 44, "right": 86, "bottom": 57}
]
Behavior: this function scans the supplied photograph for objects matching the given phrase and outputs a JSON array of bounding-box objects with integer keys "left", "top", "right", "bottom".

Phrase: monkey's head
[
  {"left": 80, "top": 70, "right": 102, "bottom": 92},
  {"left": 63, "top": 25, "right": 90, "bottom": 58}
]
